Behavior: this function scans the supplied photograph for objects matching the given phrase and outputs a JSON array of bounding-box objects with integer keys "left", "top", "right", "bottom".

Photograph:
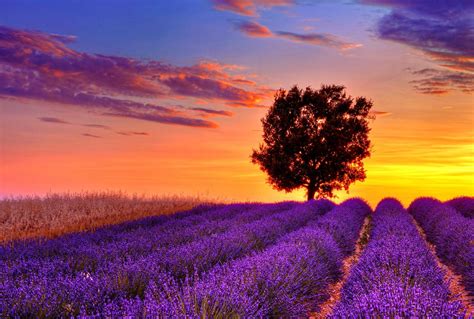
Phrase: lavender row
[
  {"left": 0, "top": 202, "right": 260, "bottom": 261},
  {"left": 158, "top": 199, "right": 334, "bottom": 279},
  {"left": 81, "top": 201, "right": 298, "bottom": 270},
  {"left": 0, "top": 203, "right": 269, "bottom": 286},
  {"left": 332, "top": 198, "right": 465, "bottom": 317},
  {"left": 0, "top": 201, "right": 322, "bottom": 317},
  {"left": 1, "top": 202, "right": 285, "bottom": 272},
  {"left": 134, "top": 198, "right": 370, "bottom": 318},
  {"left": 0, "top": 201, "right": 299, "bottom": 281},
  {"left": 445, "top": 196, "right": 474, "bottom": 218},
  {"left": 409, "top": 198, "right": 474, "bottom": 296}
]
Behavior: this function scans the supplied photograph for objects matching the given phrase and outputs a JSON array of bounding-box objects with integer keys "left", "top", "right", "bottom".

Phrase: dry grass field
[{"left": 0, "top": 192, "right": 212, "bottom": 243}]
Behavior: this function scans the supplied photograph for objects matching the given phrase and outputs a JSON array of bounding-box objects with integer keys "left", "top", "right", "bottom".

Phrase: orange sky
[{"left": 1, "top": 90, "right": 472, "bottom": 207}]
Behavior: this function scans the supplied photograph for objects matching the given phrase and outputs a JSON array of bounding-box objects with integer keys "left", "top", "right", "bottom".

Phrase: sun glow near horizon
[{"left": 0, "top": 1, "right": 473, "bottom": 205}]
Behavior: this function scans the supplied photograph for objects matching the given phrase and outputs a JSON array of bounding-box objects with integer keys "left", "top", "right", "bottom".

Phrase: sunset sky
[{"left": 0, "top": 0, "right": 472, "bottom": 206}]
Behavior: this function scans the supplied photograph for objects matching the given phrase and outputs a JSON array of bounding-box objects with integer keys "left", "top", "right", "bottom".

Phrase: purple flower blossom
[
  {"left": 0, "top": 200, "right": 334, "bottom": 316},
  {"left": 332, "top": 198, "right": 466, "bottom": 317},
  {"left": 409, "top": 198, "right": 474, "bottom": 297},
  {"left": 149, "top": 199, "right": 370, "bottom": 317},
  {"left": 445, "top": 196, "right": 474, "bottom": 218}
]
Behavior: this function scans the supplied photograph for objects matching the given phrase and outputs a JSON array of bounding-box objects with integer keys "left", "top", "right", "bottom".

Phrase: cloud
[
  {"left": 275, "top": 31, "right": 362, "bottom": 50},
  {"left": 0, "top": 26, "right": 269, "bottom": 129},
  {"left": 116, "top": 131, "right": 149, "bottom": 136},
  {"left": 212, "top": 0, "right": 293, "bottom": 16},
  {"left": 195, "top": 60, "right": 245, "bottom": 72},
  {"left": 233, "top": 20, "right": 361, "bottom": 50},
  {"left": 103, "top": 110, "right": 218, "bottom": 128},
  {"left": 235, "top": 21, "right": 273, "bottom": 37},
  {"left": 191, "top": 107, "right": 234, "bottom": 117},
  {"left": 0, "top": 71, "right": 217, "bottom": 127},
  {"left": 38, "top": 117, "right": 71, "bottom": 124},
  {"left": 359, "top": 0, "right": 473, "bottom": 94},
  {"left": 161, "top": 75, "right": 263, "bottom": 105},
  {"left": 39, "top": 117, "right": 151, "bottom": 137},
  {"left": 370, "top": 110, "right": 392, "bottom": 117},
  {"left": 82, "top": 133, "right": 101, "bottom": 138},
  {"left": 359, "top": 0, "right": 473, "bottom": 18},
  {"left": 376, "top": 12, "right": 474, "bottom": 72},
  {"left": 217, "top": 1, "right": 361, "bottom": 51},
  {"left": 409, "top": 68, "right": 474, "bottom": 95}
]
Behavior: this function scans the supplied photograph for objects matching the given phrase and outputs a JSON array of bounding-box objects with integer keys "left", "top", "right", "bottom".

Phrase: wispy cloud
[
  {"left": 360, "top": 0, "right": 473, "bottom": 94},
  {"left": 116, "top": 131, "right": 149, "bottom": 136},
  {"left": 212, "top": 0, "right": 293, "bottom": 16},
  {"left": 37, "top": 117, "right": 71, "bottom": 124},
  {"left": 275, "top": 31, "right": 362, "bottom": 50},
  {"left": 0, "top": 26, "right": 270, "bottom": 129},
  {"left": 409, "top": 68, "right": 474, "bottom": 95},
  {"left": 234, "top": 20, "right": 361, "bottom": 50},
  {"left": 370, "top": 110, "right": 392, "bottom": 117},
  {"left": 82, "top": 133, "right": 101, "bottom": 138},
  {"left": 39, "top": 117, "right": 151, "bottom": 137},
  {"left": 235, "top": 21, "right": 273, "bottom": 37},
  {"left": 102, "top": 110, "right": 219, "bottom": 128},
  {"left": 191, "top": 107, "right": 234, "bottom": 117}
]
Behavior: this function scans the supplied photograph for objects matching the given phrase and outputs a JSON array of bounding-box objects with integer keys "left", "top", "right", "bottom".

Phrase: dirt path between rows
[
  {"left": 411, "top": 216, "right": 473, "bottom": 317},
  {"left": 309, "top": 216, "right": 371, "bottom": 319}
]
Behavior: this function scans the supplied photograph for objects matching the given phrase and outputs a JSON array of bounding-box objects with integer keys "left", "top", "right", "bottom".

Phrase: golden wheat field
[{"left": 0, "top": 192, "right": 214, "bottom": 243}]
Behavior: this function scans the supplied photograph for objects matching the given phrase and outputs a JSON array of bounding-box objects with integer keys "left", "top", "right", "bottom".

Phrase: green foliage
[{"left": 251, "top": 85, "right": 373, "bottom": 200}]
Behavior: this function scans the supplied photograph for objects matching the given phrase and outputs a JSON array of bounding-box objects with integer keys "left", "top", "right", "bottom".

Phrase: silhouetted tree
[{"left": 251, "top": 85, "right": 373, "bottom": 201}]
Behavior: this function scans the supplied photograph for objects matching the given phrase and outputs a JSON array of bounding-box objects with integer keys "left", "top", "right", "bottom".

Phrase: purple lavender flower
[
  {"left": 409, "top": 197, "right": 474, "bottom": 297},
  {"left": 445, "top": 196, "right": 474, "bottom": 218},
  {"left": 149, "top": 199, "right": 370, "bottom": 318},
  {"left": 1, "top": 200, "right": 332, "bottom": 316},
  {"left": 332, "top": 198, "right": 466, "bottom": 317}
]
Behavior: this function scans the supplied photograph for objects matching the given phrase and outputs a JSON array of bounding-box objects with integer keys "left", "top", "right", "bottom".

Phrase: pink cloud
[
  {"left": 0, "top": 26, "right": 270, "bottom": 128},
  {"left": 370, "top": 110, "right": 392, "bottom": 117},
  {"left": 212, "top": 0, "right": 293, "bottom": 16},
  {"left": 116, "top": 131, "right": 149, "bottom": 136},
  {"left": 235, "top": 21, "right": 273, "bottom": 37},
  {"left": 233, "top": 21, "right": 361, "bottom": 50},
  {"left": 409, "top": 68, "right": 474, "bottom": 95},
  {"left": 275, "top": 31, "right": 362, "bottom": 50},
  {"left": 82, "top": 133, "right": 101, "bottom": 138},
  {"left": 191, "top": 107, "right": 234, "bottom": 117},
  {"left": 38, "top": 117, "right": 71, "bottom": 124}
]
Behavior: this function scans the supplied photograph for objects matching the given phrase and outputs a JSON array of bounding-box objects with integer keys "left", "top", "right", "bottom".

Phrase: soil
[
  {"left": 309, "top": 216, "right": 371, "bottom": 318},
  {"left": 411, "top": 216, "right": 473, "bottom": 318}
]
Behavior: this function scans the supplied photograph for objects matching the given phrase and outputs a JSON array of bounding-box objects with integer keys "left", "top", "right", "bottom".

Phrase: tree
[{"left": 251, "top": 84, "right": 373, "bottom": 201}]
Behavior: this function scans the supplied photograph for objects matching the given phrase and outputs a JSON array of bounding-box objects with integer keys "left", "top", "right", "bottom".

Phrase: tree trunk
[{"left": 307, "top": 181, "right": 316, "bottom": 201}]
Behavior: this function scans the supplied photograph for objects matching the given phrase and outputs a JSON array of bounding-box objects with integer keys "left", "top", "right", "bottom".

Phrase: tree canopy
[{"left": 251, "top": 84, "right": 373, "bottom": 200}]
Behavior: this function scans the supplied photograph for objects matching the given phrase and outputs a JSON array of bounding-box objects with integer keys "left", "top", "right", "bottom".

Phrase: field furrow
[
  {"left": 411, "top": 216, "right": 474, "bottom": 316},
  {"left": 331, "top": 198, "right": 466, "bottom": 317},
  {"left": 143, "top": 198, "right": 370, "bottom": 318},
  {"left": 158, "top": 199, "right": 333, "bottom": 278},
  {"left": 409, "top": 198, "right": 474, "bottom": 299},
  {"left": 1, "top": 196, "right": 472, "bottom": 318},
  {"left": 1, "top": 202, "right": 289, "bottom": 269},
  {"left": 0, "top": 200, "right": 331, "bottom": 317},
  {"left": 310, "top": 215, "right": 372, "bottom": 318}
]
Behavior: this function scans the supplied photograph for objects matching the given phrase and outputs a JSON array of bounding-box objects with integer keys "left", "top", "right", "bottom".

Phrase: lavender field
[{"left": 0, "top": 197, "right": 473, "bottom": 318}]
